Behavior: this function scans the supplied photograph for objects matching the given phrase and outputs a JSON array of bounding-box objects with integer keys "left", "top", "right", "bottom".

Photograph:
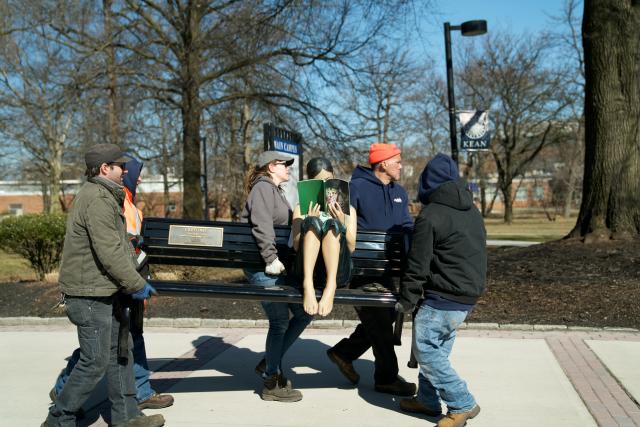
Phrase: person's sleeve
[
  {"left": 400, "top": 212, "right": 433, "bottom": 306},
  {"left": 349, "top": 182, "right": 359, "bottom": 213},
  {"left": 401, "top": 188, "right": 414, "bottom": 232},
  {"left": 248, "top": 184, "right": 278, "bottom": 263},
  {"left": 85, "top": 197, "right": 146, "bottom": 293},
  {"left": 291, "top": 204, "right": 302, "bottom": 252},
  {"left": 400, "top": 188, "right": 414, "bottom": 253}
]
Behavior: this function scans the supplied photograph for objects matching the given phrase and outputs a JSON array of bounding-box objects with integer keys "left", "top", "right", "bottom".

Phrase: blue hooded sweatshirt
[
  {"left": 123, "top": 156, "right": 143, "bottom": 201},
  {"left": 418, "top": 153, "right": 459, "bottom": 204},
  {"left": 349, "top": 165, "right": 413, "bottom": 233}
]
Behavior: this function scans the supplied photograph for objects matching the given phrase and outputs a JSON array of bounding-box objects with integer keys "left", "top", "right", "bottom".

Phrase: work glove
[
  {"left": 395, "top": 298, "right": 414, "bottom": 314},
  {"left": 265, "top": 258, "right": 286, "bottom": 275},
  {"left": 131, "top": 282, "right": 158, "bottom": 301}
]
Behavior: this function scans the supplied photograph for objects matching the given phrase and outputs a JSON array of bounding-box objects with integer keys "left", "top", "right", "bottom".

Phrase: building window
[
  {"left": 515, "top": 188, "right": 528, "bottom": 201},
  {"left": 9, "top": 203, "right": 23, "bottom": 216},
  {"left": 167, "top": 202, "right": 177, "bottom": 212},
  {"left": 534, "top": 186, "right": 545, "bottom": 200}
]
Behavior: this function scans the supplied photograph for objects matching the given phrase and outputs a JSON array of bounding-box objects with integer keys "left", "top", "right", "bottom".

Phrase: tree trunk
[
  {"left": 103, "top": 0, "right": 120, "bottom": 146},
  {"left": 570, "top": 0, "right": 640, "bottom": 241},
  {"left": 180, "top": 7, "right": 203, "bottom": 219},
  {"left": 161, "top": 139, "right": 171, "bottom": 217},
  {"left": 49, "top": 149, "right": 62, "bottom": 213},
  {"left": 501, "top": 184, "right": 514, "bottom": 224},
  {"left": 563, "top": 183, "right": 575, "bottom": 219},
  {"left": 41, "top": 180, "right": 51, "bottom": 214},
  {"left": 50, "top": 114, "right": 72, "bottom": 213}
]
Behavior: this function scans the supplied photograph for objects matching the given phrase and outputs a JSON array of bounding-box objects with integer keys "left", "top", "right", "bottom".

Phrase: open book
[{"left": 297, "top": 179, "right": 350, "bottom": 215}]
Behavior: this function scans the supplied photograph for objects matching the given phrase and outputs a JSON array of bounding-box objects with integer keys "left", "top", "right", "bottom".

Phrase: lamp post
[{"left": 444, "top": 20, "right": 487, "bottom": 166}]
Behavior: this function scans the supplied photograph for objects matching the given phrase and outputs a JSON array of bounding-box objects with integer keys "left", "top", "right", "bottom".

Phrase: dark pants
[
  {"left": 46, "top": 295, "right": 140, "bottom": 427},
  {"left": 331, "top": 306, "right": 399, "bottom": 385}
]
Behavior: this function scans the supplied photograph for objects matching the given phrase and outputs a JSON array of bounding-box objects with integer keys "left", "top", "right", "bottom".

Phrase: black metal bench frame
[{"left": 141, "top": 217, "right": 405, "bottom": 308}]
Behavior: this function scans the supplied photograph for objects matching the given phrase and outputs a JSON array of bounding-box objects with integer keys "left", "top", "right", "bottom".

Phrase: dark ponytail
[{"left": 306, "top": 157, "right": 333, "bottom": 179}]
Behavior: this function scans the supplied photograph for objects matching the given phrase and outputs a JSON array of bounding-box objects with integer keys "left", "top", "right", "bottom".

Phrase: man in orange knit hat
[{"left": 327, "top": 143, "right": 416, "bottom": 396}]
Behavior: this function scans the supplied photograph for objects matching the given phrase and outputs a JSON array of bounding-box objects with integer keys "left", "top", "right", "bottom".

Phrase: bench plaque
[{"left": 168, "top": 225, "right": 224, "bottom": 247}]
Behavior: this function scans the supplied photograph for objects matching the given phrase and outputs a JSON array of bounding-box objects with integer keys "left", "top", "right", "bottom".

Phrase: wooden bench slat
[{"left": 149, "top": 280, "right": 397, "bottom": 307}]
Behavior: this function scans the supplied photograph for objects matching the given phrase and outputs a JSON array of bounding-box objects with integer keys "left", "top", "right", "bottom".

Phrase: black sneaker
[
  {"left": 375, "top": 376, "right": 417, "bottom": 396},
  {"left": 261, "top": 374, "right": 302, "bottom": 402}
]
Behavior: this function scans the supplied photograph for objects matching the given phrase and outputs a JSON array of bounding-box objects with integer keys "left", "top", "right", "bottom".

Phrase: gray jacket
[
  {"left": 241, "top": 176, "right": 292, "bottom": 263},
  {"left": 58, "top": 176, "right": 146, "bottom": 296}
]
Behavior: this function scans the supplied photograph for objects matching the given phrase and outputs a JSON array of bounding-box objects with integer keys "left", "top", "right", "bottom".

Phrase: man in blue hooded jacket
[
  {"left": 327, "top": 143, "right": 416, "bottom": 396},
  {"left": 396, "top": 153, "right": 486, "bottom": 427}
]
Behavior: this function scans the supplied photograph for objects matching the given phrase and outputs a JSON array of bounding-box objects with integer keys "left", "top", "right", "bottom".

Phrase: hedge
[{"left": 0, "top": 213, "right": 66, "bottom": 281}]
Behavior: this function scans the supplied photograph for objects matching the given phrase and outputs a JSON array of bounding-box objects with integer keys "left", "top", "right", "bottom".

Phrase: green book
[{"left": 298, "top": 179, "right": 350, "bottom": 215}]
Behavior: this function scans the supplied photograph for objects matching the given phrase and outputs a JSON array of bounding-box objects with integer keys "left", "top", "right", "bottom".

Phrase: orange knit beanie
[{"left": 368, "top": 143, "right": 401, "bottom": 165}]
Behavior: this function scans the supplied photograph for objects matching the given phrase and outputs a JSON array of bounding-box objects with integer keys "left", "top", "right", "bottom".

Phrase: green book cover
[{"left": 298, "top": 179, "right": 350, "bottom": 215}]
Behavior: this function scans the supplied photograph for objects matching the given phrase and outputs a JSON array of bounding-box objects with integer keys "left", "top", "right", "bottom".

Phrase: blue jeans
[
  {"left": 46, "top": 296, "right": 140, "bottom": 427},
  {"left": 244, "top": 269, "right": 313, "bottom": 376},
  {"left": 54, "top": 329, "right": 155, "bottom": 403},
  {"left": 413, "top": 303, "right": 476, "bottom": 414}
]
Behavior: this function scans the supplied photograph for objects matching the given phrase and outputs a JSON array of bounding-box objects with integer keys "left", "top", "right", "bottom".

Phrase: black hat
[
  {"left": 258, "top": 151, "right": 294, "bottom": 168},
  {"left": 85, "top": 144, "right": 131, "bottom": 168}
]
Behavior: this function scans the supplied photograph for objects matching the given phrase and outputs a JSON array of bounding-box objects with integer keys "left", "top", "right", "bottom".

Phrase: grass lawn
[
  {"left": 0, "top": 249, "right": 35, "bottom": 282},
  {"left": 484, "top": 214, "right": 575, "bottom": 242}
]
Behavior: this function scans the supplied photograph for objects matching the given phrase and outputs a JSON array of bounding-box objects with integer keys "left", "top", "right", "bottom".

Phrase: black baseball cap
[{"left": 85, "top": 144, "right": 131, "bottom": 168}]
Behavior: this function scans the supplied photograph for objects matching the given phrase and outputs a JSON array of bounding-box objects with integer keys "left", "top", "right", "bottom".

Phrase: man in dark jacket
[
  {"left": 327, "top": 143, "right": 416, "bottom": 396},
  {"left": 42, "top": 144, "right": 164, "bottom": 427},
  {"left": 49, "top": 156, "right": 174, "bottom": 413},
  {"left": 397, "top": 153, "right": 486, "bottom": 427}
]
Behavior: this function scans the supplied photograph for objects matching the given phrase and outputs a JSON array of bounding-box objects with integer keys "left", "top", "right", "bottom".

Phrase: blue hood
[
  {"left": 123, "top": 156, "right": 143, "bottom": 200},
  {"left": 349, "top": 165, "right": 413, "bottom": 233},
  {"left": 418, "top": 153, "right": 459, "bottom": 204}
]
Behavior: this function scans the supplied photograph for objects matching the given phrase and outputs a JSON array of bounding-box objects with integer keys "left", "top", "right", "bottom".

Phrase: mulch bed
[{"left": 2, "top": 238, "right": 639, "bottom": 328}]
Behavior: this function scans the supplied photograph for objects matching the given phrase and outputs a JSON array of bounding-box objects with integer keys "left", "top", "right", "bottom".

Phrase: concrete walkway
[{"left": 2, "top": 323, "right": 639, "bottom": 427}]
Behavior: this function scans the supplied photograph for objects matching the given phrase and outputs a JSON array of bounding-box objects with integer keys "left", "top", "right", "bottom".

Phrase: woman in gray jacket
[{"left": 241, "top": 151, "right": 313, "bottom": 402}]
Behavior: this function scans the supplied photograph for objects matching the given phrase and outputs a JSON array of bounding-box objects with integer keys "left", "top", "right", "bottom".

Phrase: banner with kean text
[{"left": 458, "top": 110, "right": 491, "bottom": 151}]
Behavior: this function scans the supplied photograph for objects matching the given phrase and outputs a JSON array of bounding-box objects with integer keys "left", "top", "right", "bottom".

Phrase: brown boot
[
  {"left": 114, "top": 414, "right": 165, "bottom": 427},
  {"left": 399, "top": 397, "right": 441, "bottom": 417},
  {"left": 326, "top": 349, "right": 359, "bottom": 385},
  {"left": 375, "top": 376, "right": 417, "bottom": 396},
  {"left": 254, "top": 358, "right": 266, "bottom": 376},
  {"left": 261, "top": 374, "right": 302, "bottom": 402},
  {"left": 437, "top": 405, "right": 481, "bottom": 427},
  {"left": 48, "top": 388, "right": 85, "bottom": 419},
  {"left": 138, "top": 393, "right": 174, "bottom": 410}
]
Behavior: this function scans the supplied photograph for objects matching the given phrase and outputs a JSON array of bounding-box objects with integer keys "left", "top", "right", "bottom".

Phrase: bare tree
[
  {"left": 111, "top": 0, "right": 414, "bottom": 218},
  {"left": 457, "top": 32, "right": 570, "bottom": 223},
  {"left": 0, "top": 16, "right": 82, "bottom": 213},
  {"left": 569, "top": 0, "right": 640, "bottom": 240},
  {"left": 340, "top": 48, "right": 424, "bottom": 145},
  {"left": 549, "top": 0, "right": 585, "bottom": 219}
]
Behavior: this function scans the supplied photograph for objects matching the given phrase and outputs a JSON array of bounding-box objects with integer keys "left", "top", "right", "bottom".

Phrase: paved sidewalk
[{"left": 2, "top": 324, "right": 639, "bottom": 426}]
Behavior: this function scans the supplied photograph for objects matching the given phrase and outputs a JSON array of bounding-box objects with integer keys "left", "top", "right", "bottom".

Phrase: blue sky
[{"left": 414, "top": 0, "right": 577, "bottom": 68}]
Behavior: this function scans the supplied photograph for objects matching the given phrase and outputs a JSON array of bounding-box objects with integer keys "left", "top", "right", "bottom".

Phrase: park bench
[{"left": 141, "top": 217, "right": 406, "bottom": 308}]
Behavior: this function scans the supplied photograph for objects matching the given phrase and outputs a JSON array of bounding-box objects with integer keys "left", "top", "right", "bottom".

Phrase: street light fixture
[{"left": 444, "top": 20, "right": 488, "bottom": 166}]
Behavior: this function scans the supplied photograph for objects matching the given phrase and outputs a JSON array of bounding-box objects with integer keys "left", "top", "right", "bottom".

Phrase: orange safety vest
[{"left": 123, "top": 187, "right": 143, "bottom": 236}]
